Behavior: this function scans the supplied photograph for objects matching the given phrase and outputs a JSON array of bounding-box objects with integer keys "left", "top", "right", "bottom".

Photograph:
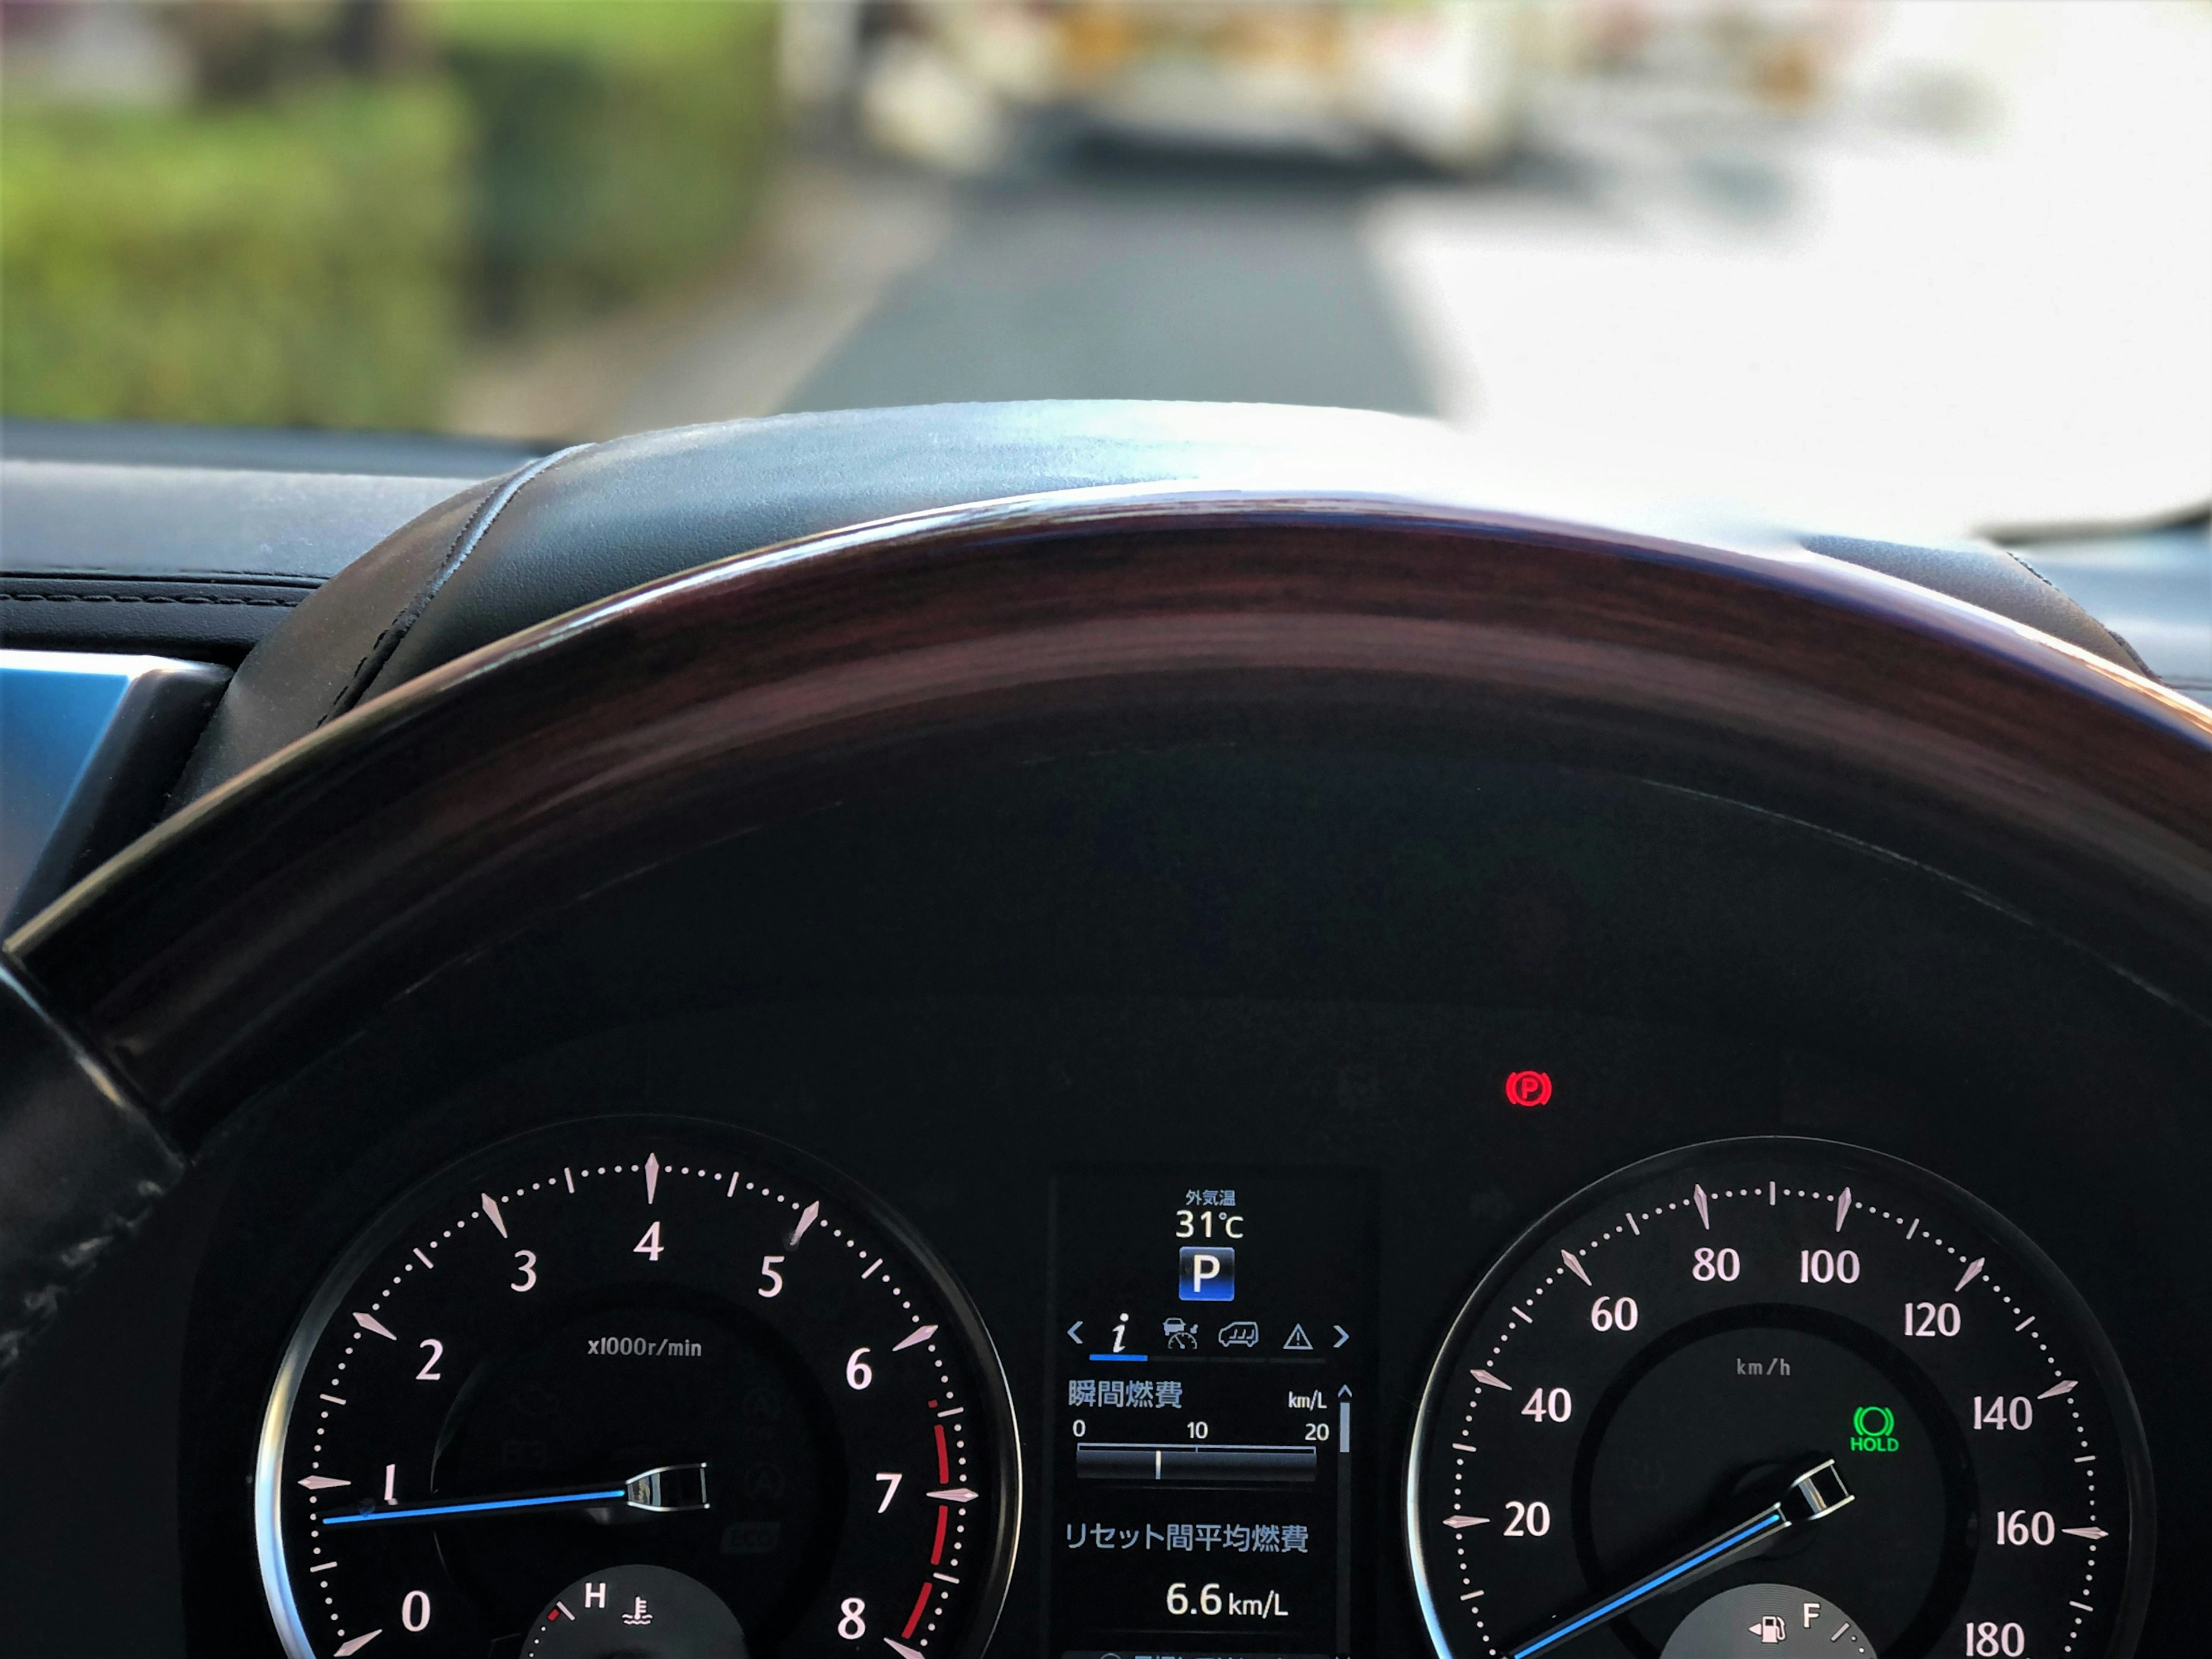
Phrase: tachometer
[
  {"left": 1406, "top": 1139, "right": 2150, "bottom": 1659},
  {"left": 256, "top": 1118, "right": 1019, "bottom": 1659}
]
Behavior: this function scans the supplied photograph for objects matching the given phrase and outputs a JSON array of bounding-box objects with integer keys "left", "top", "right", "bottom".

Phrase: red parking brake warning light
[{"left": 1505, "top": 1070, "right": 1553, "bottom": 1109}]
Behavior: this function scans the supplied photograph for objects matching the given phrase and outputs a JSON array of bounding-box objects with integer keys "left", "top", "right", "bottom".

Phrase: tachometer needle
[
  {"left": 321, "top": 1462, "right": 710, "bottom": 1528},
  {"left": 1508, "top": 1459, "right": 1854, "bottom": 1659}
]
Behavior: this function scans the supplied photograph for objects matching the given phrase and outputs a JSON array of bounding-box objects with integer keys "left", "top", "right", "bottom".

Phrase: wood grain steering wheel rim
[{"left": 10, "top": 485, "right": 2211, "bottom": 1163}]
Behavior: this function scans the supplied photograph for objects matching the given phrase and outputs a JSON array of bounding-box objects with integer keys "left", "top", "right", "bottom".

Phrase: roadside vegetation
[{"left": 1, "top": 0, "right": 780, "bottom": 431}]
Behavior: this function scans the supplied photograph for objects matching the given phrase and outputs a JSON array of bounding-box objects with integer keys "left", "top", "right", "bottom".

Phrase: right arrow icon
[{"left": 1334, "top": 1324, "right": 1351, "bottom": 1348}]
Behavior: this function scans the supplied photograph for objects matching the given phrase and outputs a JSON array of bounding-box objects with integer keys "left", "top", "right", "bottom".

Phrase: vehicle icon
[
  {"left": 1217, "top": 1320, "right": 1260, "bottom": 1349},
  {"left": 1162, "top": 1317, "right": 1199, "bottom": 1350}
]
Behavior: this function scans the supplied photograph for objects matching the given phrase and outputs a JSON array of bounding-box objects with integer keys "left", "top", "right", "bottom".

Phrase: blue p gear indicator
[{"left": 1179, "top": 1246, "right": 1236, "bottom": 1301}]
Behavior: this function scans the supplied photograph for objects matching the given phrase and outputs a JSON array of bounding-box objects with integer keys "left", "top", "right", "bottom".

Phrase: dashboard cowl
[{"left": 165, "top": 403, "right": 2150, "bottom": 808}]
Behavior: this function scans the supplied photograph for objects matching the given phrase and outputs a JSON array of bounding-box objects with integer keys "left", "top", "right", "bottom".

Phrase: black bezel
[
  {"left": 253, "top": 1112, "right": 1024, "bottom": 1659},
  {"left": 1401, "top": 1135, "right": 2157, "bottom": 1659}
]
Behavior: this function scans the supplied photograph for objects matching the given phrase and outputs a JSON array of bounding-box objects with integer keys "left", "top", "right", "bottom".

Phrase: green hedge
[
  {"left": 0, "top": 2, "right": 781, "bottom": 428},
  {"left": 433, "top": 0, "right": 781, "bottom": 325},
  {"left": 1, "top": 86, "right": 467, "bottom": 428}
]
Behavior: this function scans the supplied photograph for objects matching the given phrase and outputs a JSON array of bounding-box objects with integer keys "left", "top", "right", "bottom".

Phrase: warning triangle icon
[{"left": 1283, "top": 1323, "right": 1313, "bottom": 1351}]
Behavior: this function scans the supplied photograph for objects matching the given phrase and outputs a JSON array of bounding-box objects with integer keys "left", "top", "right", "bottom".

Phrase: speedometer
[
  {"left": 255, "top": 1118, "right": 1019, "bottom": 1659},
  {"left": 1406, "top": 1139, "right": 2152, "bottom": 1659}
]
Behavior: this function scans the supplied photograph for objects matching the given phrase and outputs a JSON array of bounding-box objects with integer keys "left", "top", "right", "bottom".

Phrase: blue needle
[
  {"left": 320, "top": 1462, "right": 708, "bottom": 1529},
  {"left": 1510, "top": 1510, "right": 1784, "bottom": 1658},
  {"left": 1508, "top": 1460, "right": 1854, "bottom": 1659},
  {"left": 324, "top": 1486, "right": 624, "bottom": 1526}
]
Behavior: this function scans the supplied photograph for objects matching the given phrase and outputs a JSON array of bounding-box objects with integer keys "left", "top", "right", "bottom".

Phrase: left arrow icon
[{"left": 1066, "top": 1321, "right": 1084, "bottom": 1344}]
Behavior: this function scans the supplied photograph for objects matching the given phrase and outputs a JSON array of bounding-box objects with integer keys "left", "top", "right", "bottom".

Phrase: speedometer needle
[
  {"left": 1508, "top": 1459, "right": 1854, "bottom": 1659},
  {"left": 321, "top": 1462, "right": 710, "bottom": 1528}
]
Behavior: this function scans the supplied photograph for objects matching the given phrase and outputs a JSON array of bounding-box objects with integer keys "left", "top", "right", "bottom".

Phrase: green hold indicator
[{"left": 1850, "top": 1404, "right": 1899, "bottom": 1452}]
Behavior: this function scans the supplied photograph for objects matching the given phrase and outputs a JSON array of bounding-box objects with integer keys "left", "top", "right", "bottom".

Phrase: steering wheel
[{"left": 5, "top": 403, "right": 2210, "bottom": 1388}]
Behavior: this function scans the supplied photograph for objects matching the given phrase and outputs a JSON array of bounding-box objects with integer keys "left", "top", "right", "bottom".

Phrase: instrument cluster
[
  {"left": 228, "top": 1016, "right": 2158, "bottom": 1659},
  {"left": 165, "top": 752, "right": 2199, "bottom": 1659}
]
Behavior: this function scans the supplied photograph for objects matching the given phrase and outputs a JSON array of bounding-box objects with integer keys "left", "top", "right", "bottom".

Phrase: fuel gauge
[{"left": 1660, "top": 1585, "right": 1874, "bottom": 1657}]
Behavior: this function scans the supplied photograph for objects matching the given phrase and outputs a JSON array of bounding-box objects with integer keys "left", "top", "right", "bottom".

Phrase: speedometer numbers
[
  {"left": 256, "top": 1119, "right": 1019, "bottom": 1659},
  {"left": 1407, "top": 1139, "right": 2151, "bottom": 1659}
]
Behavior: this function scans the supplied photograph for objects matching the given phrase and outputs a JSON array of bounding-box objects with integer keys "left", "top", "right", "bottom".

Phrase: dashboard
[{"left": 0, "top": 405, "right": 2207, "bottom": 1659}]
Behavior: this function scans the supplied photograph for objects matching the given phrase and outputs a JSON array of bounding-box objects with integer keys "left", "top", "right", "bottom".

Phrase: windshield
[{"left": 3, "top": 0, "right": 2207, "bottom": 541}]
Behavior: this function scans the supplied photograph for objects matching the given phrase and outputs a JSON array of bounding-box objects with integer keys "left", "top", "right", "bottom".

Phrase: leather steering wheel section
[
  {"left": 2, "top": 482, "right": 2210, "bottom": 1380},
  {"left": 0, "top": 958, "right": 182, "bottom": 1377},
  {"left": 163, "top": 402, "right": 2152, "bottom": 808}
]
